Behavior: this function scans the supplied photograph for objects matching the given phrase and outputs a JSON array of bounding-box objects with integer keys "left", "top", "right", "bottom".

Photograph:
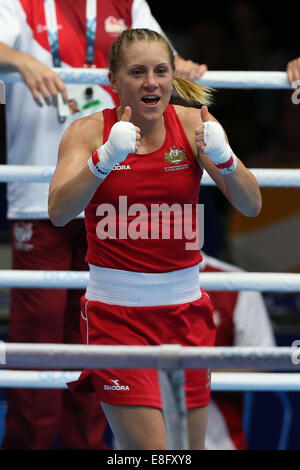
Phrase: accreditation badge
[{"left": 57, "top": 84, "right": 115, "bottom": 122}]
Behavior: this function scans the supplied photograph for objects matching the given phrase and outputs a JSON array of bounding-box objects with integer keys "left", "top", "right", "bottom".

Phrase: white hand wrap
[
  {"left": 203, "top": 121, "right": 237, "bottom": 175},
  {"left": 88, "top": 121, "right": 136, "bottom": 179}
]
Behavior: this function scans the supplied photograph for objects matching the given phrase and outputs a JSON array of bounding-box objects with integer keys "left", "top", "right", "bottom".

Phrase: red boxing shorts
[{"left": 68, "top": 289, "right": 216, "bottom": 409}]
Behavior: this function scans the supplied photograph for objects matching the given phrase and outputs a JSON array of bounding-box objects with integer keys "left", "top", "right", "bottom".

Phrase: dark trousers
[{"left": 2, "top": 219, "right": 109, "bottom": 450}]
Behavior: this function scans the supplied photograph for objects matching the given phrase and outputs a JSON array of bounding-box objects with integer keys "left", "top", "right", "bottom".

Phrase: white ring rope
[
  {"left": 0, "top": 68, "right": 291, "bottom": 89},
  {"left": 0, "top": 270, "right": 299, "bottom": 292},
  {"left": 211, "top": 372, "right": 300, "bottom": 391},
  {"left": 0, "top": 371, "right": 299, "bottom": 391},
  {"left": 1, "top": 166, "right": 300, "bottom": 187},
  {"left": 0, "top": 68, "right": 298, "bottom": 420},
  {"left": 0, "top": 344, "right": 299, "bottom": 370}
]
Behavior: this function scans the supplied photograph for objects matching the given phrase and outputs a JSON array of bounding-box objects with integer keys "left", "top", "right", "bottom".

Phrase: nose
[{"left": 144, "top": 71, "right": 158, "bottom": 89}]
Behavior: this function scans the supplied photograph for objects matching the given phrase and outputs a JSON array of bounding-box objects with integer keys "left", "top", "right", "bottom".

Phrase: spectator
[{"left": 287, "top": 57, "right": 300, "bottom": 84}]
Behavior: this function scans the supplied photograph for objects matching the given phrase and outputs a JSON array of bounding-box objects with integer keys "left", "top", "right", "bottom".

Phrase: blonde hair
[
  {"left": 109, "top": 28, "right": 214, "bottom": 106},
  {"left": 173, "top": 76, "right": 213, "bottom": 106}
]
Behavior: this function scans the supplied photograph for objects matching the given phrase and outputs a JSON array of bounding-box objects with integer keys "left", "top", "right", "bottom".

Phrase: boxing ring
[{"left": 0, "top": 68, "right": 300, "bottom": 450}]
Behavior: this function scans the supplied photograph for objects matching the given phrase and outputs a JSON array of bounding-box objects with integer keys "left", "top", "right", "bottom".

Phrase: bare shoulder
[
  {"left": 173, "top": 104, "right": 218, "bottom": 130},
  {"left": 173, "top": 104, "right": 199, "bottom": 129},
  {"left": 61, "top": 111, "right": 104, "bottom": 152}
]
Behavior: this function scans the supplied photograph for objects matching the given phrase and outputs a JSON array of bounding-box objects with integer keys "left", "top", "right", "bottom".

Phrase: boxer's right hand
[
  {"left": 88, "top": 106, "right": 141, "bottom": 179},
  {"left": 101, "top": 106, "right": 141, "bottom": 168}
]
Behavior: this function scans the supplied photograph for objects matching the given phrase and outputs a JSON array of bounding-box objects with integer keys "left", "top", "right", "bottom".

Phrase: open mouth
[{"left": 141, "top": 95, "right": 160, "bottom": 106}]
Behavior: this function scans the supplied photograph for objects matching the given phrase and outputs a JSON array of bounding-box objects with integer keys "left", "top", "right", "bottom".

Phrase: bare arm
[
  {"left": 48, "top": 114, "right": 104, "bottom": 226},
  {"left": 0, "top": 41, "right": 68, "bottom": 106},
  {"left": 199, "top": 152, "right": 262, "bottom": 217},
  {"left": 178, "top": 105, "right": 262, "bottom": 217},
  {"left": 49, "top": 106, "right": 141, "bottom": 226}
]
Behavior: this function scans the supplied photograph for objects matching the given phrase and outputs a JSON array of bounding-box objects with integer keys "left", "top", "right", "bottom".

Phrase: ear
[{"left": 108, "top": 71, "right": 119, "bottom": 93}]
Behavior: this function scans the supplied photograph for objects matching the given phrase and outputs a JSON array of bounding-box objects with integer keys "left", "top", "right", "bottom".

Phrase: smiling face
[{"left": 109, "top": 40, "right": 174, "bottom": 124}]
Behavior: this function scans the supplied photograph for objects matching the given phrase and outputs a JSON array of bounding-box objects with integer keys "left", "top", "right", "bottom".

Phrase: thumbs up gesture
[
  {"left": 195, "top": 105, "right": 211, "bottom": 153},
  {"left": 89, "top": 106, "right": 141, "bottom": 179},
  {"left": 195, "top": 106, "right": 238, "bottom": 174},
  {"left": 105, "top": 105, "right": 140, "bottom": 165},
  {"left": 120, "top": 105, "right": 132, "bottom": 122},
  {"left": 120, "top": 106, "right": 141, "bottom": 153}
]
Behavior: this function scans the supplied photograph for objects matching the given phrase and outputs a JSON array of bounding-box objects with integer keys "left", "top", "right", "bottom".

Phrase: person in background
[
  {"left": 200, "top": 251, "right": 276, "bottom": 450},
  {"left": 287, "top": 57, "right": 300, "bottom": 84},
  {"left": 0, "top": 0, "right": 208, "bottom": 450}
]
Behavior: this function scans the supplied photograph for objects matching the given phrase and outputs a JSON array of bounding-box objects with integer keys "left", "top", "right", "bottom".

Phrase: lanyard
[
  {"left": 44, "top": 0, "right": 97, "bottom": 67},
  {"left": 85, "top": 0, "right": 97, "bottom": 65}
]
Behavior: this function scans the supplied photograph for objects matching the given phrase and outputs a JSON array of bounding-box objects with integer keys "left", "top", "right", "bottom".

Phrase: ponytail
[{"left": 173, "top": 76, "right": 214, "bottom": 106}]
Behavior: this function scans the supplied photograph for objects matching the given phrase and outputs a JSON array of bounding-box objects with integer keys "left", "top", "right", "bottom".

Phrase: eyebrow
[{"left": 127, "top": 63, "right": 170, "bottom": 69}]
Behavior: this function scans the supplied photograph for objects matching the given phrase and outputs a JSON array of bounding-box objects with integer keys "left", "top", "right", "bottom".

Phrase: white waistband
[{"left": 86, "top": 264, "right": 201, "bottom": 307}]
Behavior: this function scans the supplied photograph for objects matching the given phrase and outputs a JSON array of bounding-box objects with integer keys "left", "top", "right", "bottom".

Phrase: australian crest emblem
[{"left": 165, "top": 146, "right": 187, "bottom": 165}]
